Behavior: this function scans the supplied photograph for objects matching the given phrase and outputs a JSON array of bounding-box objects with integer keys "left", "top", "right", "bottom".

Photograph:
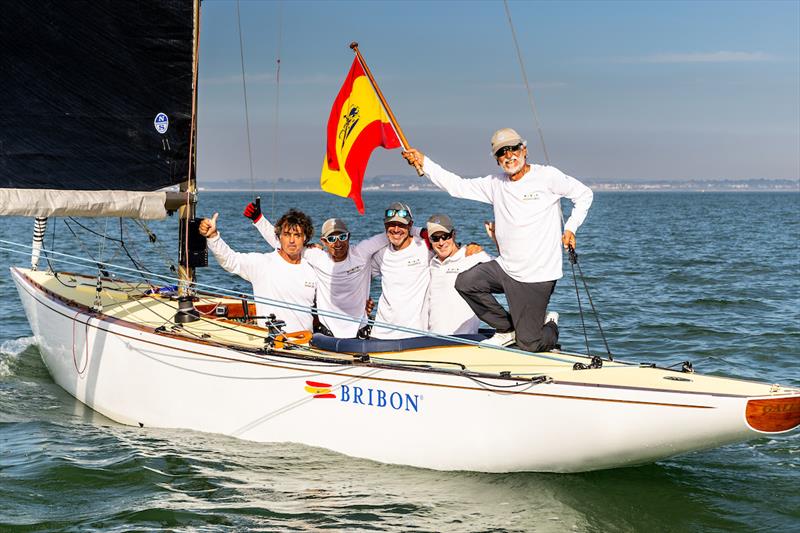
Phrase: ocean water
[{"left": 1, "top": 190, "right": 798, "bottom": 532}]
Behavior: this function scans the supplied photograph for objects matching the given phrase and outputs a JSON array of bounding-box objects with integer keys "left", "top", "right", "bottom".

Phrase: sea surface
[{"left": 1, "top": 191, "right": 798, "bottom": 532}]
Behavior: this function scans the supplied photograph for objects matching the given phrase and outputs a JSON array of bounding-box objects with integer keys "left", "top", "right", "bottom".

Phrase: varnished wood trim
[{"left": 746, "top": 396, "right": 800, "bottom": 433}]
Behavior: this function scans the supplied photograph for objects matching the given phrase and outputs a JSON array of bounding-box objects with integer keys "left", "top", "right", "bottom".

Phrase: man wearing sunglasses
[
  {"left": 426, "top": 214, "right": 492, "bottom": 335},
  {"left": 402, "top": 128, "right": 593, "bottom": 352},
  {"left": 198, "top": 209, "right": 317, "bottom": 333},
  {"left": 246, "top": 203, "right": 392, "bottom": 338},
  {"left": 367, "top": 202, "right": 433, "bottom": 339}
]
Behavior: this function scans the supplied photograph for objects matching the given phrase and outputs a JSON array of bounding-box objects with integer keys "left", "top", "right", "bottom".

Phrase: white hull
[{"left": 11, "top": 267, "right": 800, "bottom": 473}]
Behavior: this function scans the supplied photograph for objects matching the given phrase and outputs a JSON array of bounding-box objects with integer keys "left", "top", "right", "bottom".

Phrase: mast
[{"left": 178, "top": 0, "right": 202, "bottom": 297}]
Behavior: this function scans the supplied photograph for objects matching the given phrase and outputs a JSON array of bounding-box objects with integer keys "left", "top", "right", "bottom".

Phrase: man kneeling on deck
[
  {"left": 199, "top": 209, "right": 316, "bottom": 333},
  {"left": 403, "top": 128, "right": 593, "bottom": 352}
]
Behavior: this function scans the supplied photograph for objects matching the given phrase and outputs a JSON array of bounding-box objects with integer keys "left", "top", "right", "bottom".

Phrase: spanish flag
[{"left": 321, "top": 57, "right": 401, "bottom": 213}]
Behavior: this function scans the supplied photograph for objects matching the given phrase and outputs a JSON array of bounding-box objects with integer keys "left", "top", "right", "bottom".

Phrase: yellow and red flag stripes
[
  {"left": 321, "top": 57, "right": 401, "bottom": 213},
  {"left": 305, "top": 380, "right": 336, "bottom": 399}
]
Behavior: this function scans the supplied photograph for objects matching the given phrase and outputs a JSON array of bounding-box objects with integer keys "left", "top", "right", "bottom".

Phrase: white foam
[{"left": 0, "top": 336, "right": 36, "bottom": 377}]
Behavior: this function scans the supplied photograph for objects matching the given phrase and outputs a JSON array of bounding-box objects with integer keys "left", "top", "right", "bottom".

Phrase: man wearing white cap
[
  {"left": 426, "top": 214, "right": 492, "bottom": 335},
  {"left": 245, "top": 204, "right": 390, "bottom": 338},
  {"left": 402, "top": 128, "right": 593, "bottom": 352}
]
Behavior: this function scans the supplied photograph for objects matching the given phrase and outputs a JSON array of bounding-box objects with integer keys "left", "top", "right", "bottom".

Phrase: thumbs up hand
[{"left": 199, "top": 212, "right": 219, "bottom": 238}]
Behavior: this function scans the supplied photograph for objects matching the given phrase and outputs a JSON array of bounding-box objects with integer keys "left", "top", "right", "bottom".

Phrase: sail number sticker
[{"left": 154, "top": 113, "right": 169, "bottom": 134}]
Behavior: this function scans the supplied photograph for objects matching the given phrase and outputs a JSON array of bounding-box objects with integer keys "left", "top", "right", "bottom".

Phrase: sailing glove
[{"left": 243, "top": 202, "right": 262, "bottom": 223}]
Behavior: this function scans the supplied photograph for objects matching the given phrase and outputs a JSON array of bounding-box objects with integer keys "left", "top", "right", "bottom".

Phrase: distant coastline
[{"left": 195, "top": 176, "right": 799, "bottom": 193}]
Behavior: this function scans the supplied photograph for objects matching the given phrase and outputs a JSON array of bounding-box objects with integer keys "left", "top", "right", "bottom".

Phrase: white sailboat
[{"left": 2, "top": 0, "right": 798, "bottom": 473}]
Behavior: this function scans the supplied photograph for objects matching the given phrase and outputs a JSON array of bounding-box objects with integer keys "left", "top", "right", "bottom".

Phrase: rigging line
[
  {"left": 572, "top": 253, "right": 613, "bottom": 359},
  {"left": 98, "top": 217, "right": 109, "bottom": 264},
  {"left": 45, "top": 218, "right": 77, "bottom": 288},
  {"left": 503, "top": 1, "right": 612, "bottom": 360},
  {"left": 133, "top": 219, "right": 179, "bottom": 273},
  {"left": 569, "top": 247, "right": 592, "bottom": 357},
  {"left": 503, "top": 0, "right": 550, "bottom": 165},
  {"left": 4, "top": 244, "right": 593, "bottom": 365},
  {"left": 236, "top": 0, "right": 256, "bottom": 194},
  {"left": 68, "top": 217, "right": 156, "bottom": 282},
  {"left": 271, "top": 0, "right": 283, "bottom": 216},
  {"left": 3, "top": 240, "right": 616, "bottom": 365},
  {"left": 62, "top": 219, "right": 106, "bottom": 274}
]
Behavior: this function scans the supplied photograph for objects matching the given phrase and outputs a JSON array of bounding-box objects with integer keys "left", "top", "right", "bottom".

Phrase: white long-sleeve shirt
[
  {"left": 428, "top": 247, "right": 492, "bottom": 335},
  {"left": 207, "top": 234, "right": 316, "bottom": 332},
  {"left": 369, "top": 235, "right": 431, "bottom": 339},
  {"left": 423, "top": 157, "right": 593, "bottom": 283},
  {"left": 254, "top": 218, "right": 388, "bottom": 338}
]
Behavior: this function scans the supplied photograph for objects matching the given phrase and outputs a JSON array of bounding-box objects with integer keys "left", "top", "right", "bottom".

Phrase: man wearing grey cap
[
  {"left": 402, "top": 128, "right": 593, "bottom": 352},
  {"left": 368, "top": 202, "right": 432, "bottom": 339},
  {"left": 246, "top": 204, "right": 391, "bottom": 338},
  {"left": 426, "top": 214, "right": 492, "bottom": 335}
]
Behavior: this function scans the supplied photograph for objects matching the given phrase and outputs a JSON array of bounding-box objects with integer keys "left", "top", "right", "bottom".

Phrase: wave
[{"left": 0, "top": 336, "right": 37, "bottom": 378}]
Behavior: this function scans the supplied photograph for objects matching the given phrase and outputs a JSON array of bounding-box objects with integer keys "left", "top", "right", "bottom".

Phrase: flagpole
[{"left": 349, "top": 42, "right": 424, "bottom": 176}]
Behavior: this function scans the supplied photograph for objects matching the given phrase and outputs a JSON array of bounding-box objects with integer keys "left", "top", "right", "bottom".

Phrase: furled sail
[{"left": 0, "top": 0, "right": 196, "bottom": 219}]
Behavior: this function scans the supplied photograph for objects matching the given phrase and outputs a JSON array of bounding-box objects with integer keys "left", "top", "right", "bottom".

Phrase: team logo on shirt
[
  {"left": 522, "top": 192, "right": 541, "bottom": 201},
  {"left": 304, "top": 281, "right": 316, "bottom": 288},
  {"left": 345, "top": 265, "right": 363, "bottom": 275},
  {"left": 407, "top": 258, "right": 422, "bottom": 267}
]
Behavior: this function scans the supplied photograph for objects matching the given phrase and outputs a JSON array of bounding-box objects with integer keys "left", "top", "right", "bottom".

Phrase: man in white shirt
[
  {"left": 198, "top": 209, "right": 317, "bottom": 333},
  {"left": 426, "top": 214, "right": 491, "bottom": 335},
  {"left": 369, "top": 202, "right": 431, "bottom": 339},
  {"left": 243, "top": 201, "right": 389, "bottom": 338},
  {"left": 402, "top": 128, "right": 593, "bottom": 352}
]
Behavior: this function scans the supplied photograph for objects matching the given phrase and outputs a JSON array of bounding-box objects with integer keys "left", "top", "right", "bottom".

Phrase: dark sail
[{"left": 0, "top": 0, "right": 195, "bottom": 192}]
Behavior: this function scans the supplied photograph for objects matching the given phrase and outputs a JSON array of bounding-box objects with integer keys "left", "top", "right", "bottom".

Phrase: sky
[{"left": 195, "top": 0, "right": 800, "bottom": 184}]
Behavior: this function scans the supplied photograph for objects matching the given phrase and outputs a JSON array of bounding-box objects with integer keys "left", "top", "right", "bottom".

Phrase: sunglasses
[
  {"left": 322, "top": 232, "right": 350, "bottom": 243},
  {"left": 429, "top": 231, "right": 453, "bottom": 243},
  {"left": 494, "top": 143, "right": 524, "bottom": 158},
  {"left": 385, "top": 208, "right": 410, "bottom": 219}
]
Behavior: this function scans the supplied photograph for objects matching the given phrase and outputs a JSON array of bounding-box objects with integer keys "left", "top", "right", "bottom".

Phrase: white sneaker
[
  {"left": 545, "top": 311, "right": 559, "bottom": 326},
  {"left": 481, "top": 330, "right": 516, "bottom": 347}
]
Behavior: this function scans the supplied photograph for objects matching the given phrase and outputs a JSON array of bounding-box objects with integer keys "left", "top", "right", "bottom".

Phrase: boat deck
[{"left": 20, "top": 269, "right": 800, "bottom": 399}]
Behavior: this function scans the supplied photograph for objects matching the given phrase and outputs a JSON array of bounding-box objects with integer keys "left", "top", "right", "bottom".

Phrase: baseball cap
[
  {"left": 321, "top": 218, "right": 349, "bottom": 238},
  {"left": 384, "top": 201, "right": 413, "bottom": 224},
  {"left": 490, "top": 128, "right": 526, "bottom": 156},
  {"left": 426, "top": 214, "right": 454, "bottom": 235}
]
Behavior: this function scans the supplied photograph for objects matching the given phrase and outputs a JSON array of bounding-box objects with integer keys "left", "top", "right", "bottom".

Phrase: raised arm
[
  {"left": 352, "top": 231, "right": 390, "bottom": 259},
  {"left": 243, "top": 200, "right": 281, "bottom": 249},
  {"left": 200, "top": 213, "right": 260, "bottom": 282},
  {"left": 403, "top": 149, "right": 493, "bottom": 204},
  {"left": 253, "top": 216, "right": 280, "bottom": 249}
]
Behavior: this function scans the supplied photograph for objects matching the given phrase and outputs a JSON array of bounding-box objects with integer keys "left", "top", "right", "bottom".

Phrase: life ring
[{"left": 274, "top": 330, "right": 313, "bottom": 349}]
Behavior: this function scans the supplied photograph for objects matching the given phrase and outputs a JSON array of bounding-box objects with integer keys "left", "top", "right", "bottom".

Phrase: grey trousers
[{"left": 455, "top": 261, "right": 559, "bottom": 352}]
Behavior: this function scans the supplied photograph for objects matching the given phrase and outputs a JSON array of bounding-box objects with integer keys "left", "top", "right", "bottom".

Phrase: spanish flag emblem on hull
[{"left": 321, "top": 57, "right": 401, "bottom": 214}]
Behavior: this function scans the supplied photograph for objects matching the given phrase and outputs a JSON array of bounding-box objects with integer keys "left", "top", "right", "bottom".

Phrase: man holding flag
[{"left": 401, "top": 129, "right": 593, "bottom": 352}]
